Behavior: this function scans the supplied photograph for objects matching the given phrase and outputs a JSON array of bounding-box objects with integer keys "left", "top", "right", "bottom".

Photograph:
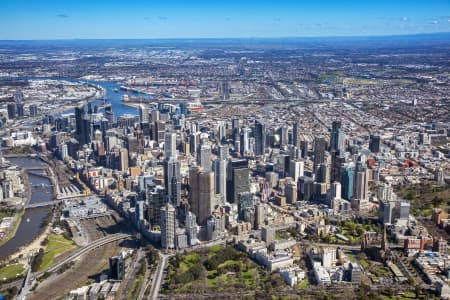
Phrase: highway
[
  {"left": 35, "top": 233, "right": 132, "bottom": 277},
  {"left": 149, "top": 252, "right": 171, "bottom": 300}
]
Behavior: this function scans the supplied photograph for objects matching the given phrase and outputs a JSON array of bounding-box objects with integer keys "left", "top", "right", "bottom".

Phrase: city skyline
[{"left": 0, "top": 0, "right": 449, "bottom": 39}]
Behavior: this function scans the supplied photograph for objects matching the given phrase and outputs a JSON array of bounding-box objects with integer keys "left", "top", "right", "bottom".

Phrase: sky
[{"left": 0, "top": 0, "right": 449, "bottom": 40}]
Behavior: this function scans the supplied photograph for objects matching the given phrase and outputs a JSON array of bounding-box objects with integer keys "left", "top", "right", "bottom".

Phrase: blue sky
[{"left": 0, "top": 0, "right": 449, "bottom": 39}]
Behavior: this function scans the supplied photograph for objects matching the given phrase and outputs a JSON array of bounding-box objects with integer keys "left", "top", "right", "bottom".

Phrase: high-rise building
[
  {"left": 240, "top": 127, "right": 251, "bottom": 155},
  {"left": 16, "top": 103, "right": 24, "bottom": 118},
  {"left": 369, "top": 135, "right": 381, "bottom": 153},
  {"left": 214, "top": 159, "right": 227, "bottom": 199},
  {"left": 7, "top": 103, "right": 16, "bottom": 119},
  {"left": 232, "top": 117, "right": 240, "bottom": 142},
  {"left": 289, "top": 160, "right": 304, "bottom": 183},
  {"left": 227, "top": 159, "right": 250, "bottom": 203},
  {"left": 313, "top": 137, "right": 326, "bottom": 169},
  {"left": 75, "top": 104, "right": 89, "bottom": 145},
  {"left": 147, "top": 185, "right": 166, "bottom": 228},
  {"left": 109, "top": 256, "right": 125, "bottom": 280},
  {"left": 164, "top": 157, "right": 181, "bottom": 206},
  {"left": 29, "top": 104, "right": 38, "bottom": 117},
  {"left": 330, "top": 121, "right": 344, "bottom": 152},
  {"left": 255, "top": 203, "right": 265, "bottom": 229},
  {"left": 189, "top": 166, "right": 215, "bottom": 225},
  {"left": 164, "top": 131, "right": 177, "bottom": 159},
  {"left": 119, "top": 148, "right": 129, "bottom": 172},
  {"left": 197, "top": 143, "right": 211, "bottom": 172},
  {"left": 185, "top": 212, "right": 198, "bottom": 246},
  {"left": 280, "top": 126, "right": 289, "bottom": 147},
  {"left": 254, "top": 120, "right": 266, "bottom": 156},
  {"left": 353, "top": 168, "right": 368, "bottom": 201},
  {"left": 160, "top": 203, "right": 176, "bottom": 249},
  {"left": 139, "top": 104, "right": 150, "bottom": 123},
  {"left": 237, "top": 192, "right": 254, "bottom": 220},
  {"left": 340, "top": 163, "right": 355, "bottom": 201},
  {"left": 293, "top": 122, "right": 300, "bottom": 148}
]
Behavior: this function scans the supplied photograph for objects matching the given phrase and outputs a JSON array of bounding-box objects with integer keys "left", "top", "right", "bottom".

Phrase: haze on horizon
[{"left": 0, "top": 0, "right": 449, "bottom": 40}]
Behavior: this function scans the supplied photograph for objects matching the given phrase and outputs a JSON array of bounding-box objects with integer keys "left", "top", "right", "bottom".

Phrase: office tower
[
  {"left": 237, "top": 192, "right": 254, "bottom": 220},
  {"left": 379, "top": 200, "right": 395, "bottom": 224},
  {"left": 153, "top": 120, "right": 166, "bottom": 142},
  {"left": 119, "top": 148, "right": 129, "bottom": 172},
  {"left": 353, "top": 168, "right": 368, "bottom": 201},
  {"left": 313, "top": 137, "right": 326, "bottom": 169},
  {"left": 435, "top": 168, "right": 445, "bottom": 184},
  {"left": 280, "top": 126, "right": 289, "bottom": 147},
  {"left": 16, "top": 103, "right": 24, "bottom": 118},
  {"left": 298, "top": 176, "right": 314, "bottom": 201},
  {"left": 160, "top": 203, "right": 176, "bottom": 249},
  {"left": 29, "top": 104, "right": 38, "bottom": 117},
  {"left": 104, "top": 103, "right": 115, "bottom": 124},
  {"left": 285, "top": 182, "right": 298, "bottom": 204},
  {"left": 255, "top": 204, "right": 265, "bottom": 229},
  {"left": 232, "top": 117, "right": 240, "bottom": 141},
  {"left": 293, "top": 122, "right": 300, "bottom": 148},
  {"left": 75, "top": 104, "right": 89, "bottom": 145},
  {"left": 301, "top": 140, "right": 309, "bottom": 159},
  {"left": 214, "top": 159, "right": 227, "bottom": 200},
  {"left": 227, "top": 159, "right": 250, "bottom": 203},
  {"left": 189, "top": 167, "right": 215, "bottom": 225},
  {"left": 218, "top": 144, "right": 228, "bottom": 161},
  {"left": 340, "top": 163, "right": 355, "bottom": 200},
  {"left": 289, "top": 160, "right": 304, "bottom": 183},
  {"left": 254, "top": 120, "right": 266, "bottom": 156},
  {"left": 185, "top": 212, "right": 198, "bottom": 246},
  {"left": 189, "top": 133, "right": 197, "bottom": 155},
  {"left": 369, "top": 135, "right": 381, "bottom": 153},
  {"left": 147, "top": 186, "right": 165, "bottom": 228},
  {"left": 418, "top": 132, "right": 431, "bottom": 145},
  {"left": 59, "top": 143, "right": 68, "bottom": 160},
  {"left": 164, "top": 131, "right": 177, "bottom": 159},
  {"left": 330, "top": 120, "right": 344, "bottom": 152},
  {"left": 240, "top": 127, "right": 251, "bottom": 155},
  {"left": 217, "top": 121, "right": 226, "bottom": 141},
  {"left": 7, "top": 103, "right": 16, "bottom": 119},
  {"left": 109, "top": 256, "right": 125, "bottom": 280},
  {"left": 331, "top": 182, "right": 341, "bottom": 200},
  {"left": 139, "top": 104, "right": 150, "bottom": 123},
  {"left": 197, "top": 143, "right": 211, "bottom": 172},
  {"left": 399, "top": 202, "right": 410, "bottom": 220},
  {"left": 164, "top": 157, "right": 181, "bottom": 206},
  {"left": 315, "top": 163, "right": 329, "bottom": 184},
  {"left": 150, "top": 110, "right": 160, "bottom": 123},
  {"left": 135, "top": 200, "right": 145, "bottom": 223}
]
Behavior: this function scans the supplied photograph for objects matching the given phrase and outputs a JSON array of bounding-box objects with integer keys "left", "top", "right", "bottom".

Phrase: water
[
  {"left": 61, "top": 80, "right": 151, "bottom": 117},
  {"left": 0, "top": 157, "right": 53, "bottom": 260}
]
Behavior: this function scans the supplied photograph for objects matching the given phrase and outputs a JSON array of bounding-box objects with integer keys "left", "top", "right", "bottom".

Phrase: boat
[
  {"left": 113, "top": 88, "right": 119, "bottom": 92},
  {"left": 120, "top": 86, "right": 132, "bottom": 92},
  {"left": 122, "top": 94, "right": 129, "bottom": 101},
  {"left": 26, "top": 218, "right": 30, "bottom": 223}
]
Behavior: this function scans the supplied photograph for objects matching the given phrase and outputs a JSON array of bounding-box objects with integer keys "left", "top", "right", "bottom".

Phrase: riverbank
[{"left": 0, "top": 209, "right": 25, "bottom": 250}]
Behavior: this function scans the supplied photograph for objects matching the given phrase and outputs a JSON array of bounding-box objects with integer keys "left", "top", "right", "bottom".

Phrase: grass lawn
[
  {"left": 360, "top": 259, "right": 369, "bottom": 269},
  {"left": 127, "top": 274, "right": 143, "bottom": 300},
  {"left": 297, "top": 279, "right": 308, "bottom": 289},
  {"left": 0, "top": 263, "right": 25, "bottom": 280},
  {"left": 38, "top": 234, "right": 77, "bottom": 272}
]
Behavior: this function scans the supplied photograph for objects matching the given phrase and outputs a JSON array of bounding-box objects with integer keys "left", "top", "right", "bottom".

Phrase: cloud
[
  {"left": 272, "top": 17, "right": 281, "bottom": 22},
  {"left": 430, "top": 20, "right": 439, "bottom": 24},
  {"left": 158, "top": 16, "right": 168, "bottom": 21},
  {"left": 225, "top": 17, "right": 231, "bottom": 22},
  {"left": 56, "top": 14, "right": 69, "bottom": 18},
  {"left": 401, "top": 17, "right": 408, "bottom": 22}
]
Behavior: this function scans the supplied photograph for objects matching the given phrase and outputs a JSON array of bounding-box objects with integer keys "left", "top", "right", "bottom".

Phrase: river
[{"left": 0, "top": 157, "right": 53, "bottom": 260}]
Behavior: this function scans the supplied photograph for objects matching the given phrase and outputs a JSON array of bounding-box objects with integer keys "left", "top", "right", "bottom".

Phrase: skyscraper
[
  {"left": 197, "top": 143, "right": 211, "bottom": 172},
  {"left": 160, "top": 203, "right": 176, "bottom": 249},
  {"left": 189, "top": 166, "right": 215, "bottom": 225},
  {"left": 164, "top": 157, "right": 181, "bottom": 206},
  {"left": 293, "top": 122, "right": 300, "bottom": 148},
  {"left": 340, "top": 163, "right": 355, "bottom": 201},
  {"left": 214, "top": 159, "right": 227, "bottom": 200},
  {"left": 254, "top": 120, "right": 266, "bottom": 156},
  {"left": 227, "top": 159, "right": 250, "bottom": 203},
  {"left": 369, "top": 135, "right": 381, "bottom": 153},
  {"left": 119, "top": 148, "right": 129, "bottom": 172},
  {"left": 164, "top": 131, "right": 177, "bottom": 159},
  {"left": 147, "top": 185, "right": 166, "bottom": 228},
  {"left": 330, "top": 120, "right": 344, "bottom": 152},
  {"left": 314, "top": 137, "right": 326, "bottom": 169}
]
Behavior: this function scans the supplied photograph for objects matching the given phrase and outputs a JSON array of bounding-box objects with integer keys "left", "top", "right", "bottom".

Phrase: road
[{"left": 149, "top": 252, "right": 171, "bottom": 300}]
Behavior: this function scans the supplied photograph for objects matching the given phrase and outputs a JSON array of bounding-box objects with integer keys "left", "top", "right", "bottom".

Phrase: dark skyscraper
[
  {"left": 330, "top": 120, "right": 344, "bottom": 152},
  {"left": 227, "top": 159, "right": 250, "bottom": 203},
  {"left": 313, "top": 136, "right": 326, "bottom": 169},
  {"left": 254, "top": 120, "right": 266, "bottom": 156},
  {"left": 75, "top": 104, "right": 89, "bottom": 145},
  {"left": 7, "top": 103, "right": 16, "bottom": 119},
  {"left": 369, "top": 135, "right": 381, "bottom": 153},
  {"left": 293, "top": 122, "right": 300, "bottom": 148},
  {"left": 164, "top": 157, "right": 181, "bottom": 206}
]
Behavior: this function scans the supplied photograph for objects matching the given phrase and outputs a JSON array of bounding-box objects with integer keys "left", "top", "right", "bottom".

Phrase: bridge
[
  {"left": 35, "top": 233, "right": 133, "bottom": 277},
  {"left": 25, "top": 199, "right": 64, "bottom": 209}
]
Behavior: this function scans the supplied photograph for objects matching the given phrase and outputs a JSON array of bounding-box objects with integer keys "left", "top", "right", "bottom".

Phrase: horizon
[{"left": 1, "top": 0, "right": 449, "bottom": 40}]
